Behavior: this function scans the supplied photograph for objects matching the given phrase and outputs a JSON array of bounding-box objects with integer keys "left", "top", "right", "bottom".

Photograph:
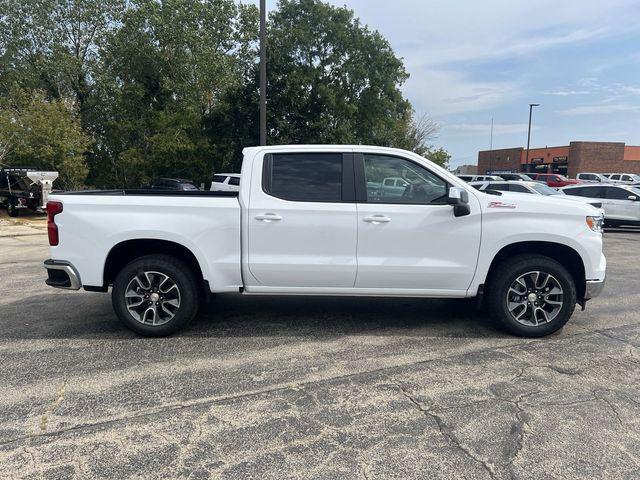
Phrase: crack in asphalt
[
  {"left": 393, "top": 382, "right": 499, "bottom": 480},
  {"left": 1, "top": 322, "right": 638, "bottom": 450}
]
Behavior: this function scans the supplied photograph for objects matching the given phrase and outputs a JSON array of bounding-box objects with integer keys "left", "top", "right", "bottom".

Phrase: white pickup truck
[{"left": 44, "top": 145, "right": 606, "bottom": 337}]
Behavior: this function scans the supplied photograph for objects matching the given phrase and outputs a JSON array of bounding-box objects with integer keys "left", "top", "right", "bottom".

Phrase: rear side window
[
  {"left": 488, "top": 183, "right": 510, "bottom": 191},
  {"left": 229, "top": 176, "right": 240, "bottom": 186},
  {"left": 610, "top": 175, "right": 621, "bottom": 180},
  {"left": 264, "top": 153, "right": 343, "bottom": 202},
  {"left": 565, "top": 186, "right": 603, "bottom": 198},
  {"left": 212, "top": 175, "right": 228, "bottom": 183}
]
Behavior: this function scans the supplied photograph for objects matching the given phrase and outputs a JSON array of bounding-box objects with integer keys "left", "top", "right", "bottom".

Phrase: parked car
[
  {"left": 0, "top": 167, "right": 58, "bottom": 216},
  {"left": 576, "top": 173, "right": 608, "bottom": 183},
  {"left": 561, "top": 184, "right": 640, "bottom": 227},
  {"left": 532, "top": 173, "right": 582, "bottom": 188},
  {"left": 491, "top": 173, "right": 536, "bottom": 182},
  {"left": 149, "top": 178, "right": 200, "bottom": 191},
  {"left": 470, "top": 181, "right": 604, "bottom": 210},
  {"left": 43, "top": 145, "right": 605, "bottom": 338},
  {"left": 604, "top": 173, "right": 640, "bottom": 185},
  {"left": 457, "top": 174, "right": 504, "bottom": 182},
  {"left": 211, "top": 173, "right": 241, "bottom": 192}
]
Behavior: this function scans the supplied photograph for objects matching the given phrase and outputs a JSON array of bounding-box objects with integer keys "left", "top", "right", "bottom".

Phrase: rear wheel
[
  {"left": 486, "top": 254, "right": 577, "bottom": 337},
  {"left": 112, "top": 254, "right": 200, "bottom": 336},
  {"left": 6, "top": 199, "right": 19, "bottom": 217}
]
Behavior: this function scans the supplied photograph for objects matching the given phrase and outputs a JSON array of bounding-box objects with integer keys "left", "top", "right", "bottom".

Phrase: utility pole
[
  {"left": 526, "top": 103, "right": 540, "bottom": 172},
  {"left": 259, "top": 0, "right": 267, "bottom": 146}
]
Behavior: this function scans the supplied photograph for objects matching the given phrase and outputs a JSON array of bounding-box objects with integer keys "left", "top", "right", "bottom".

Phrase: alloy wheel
[
  {"left": 506, "top": 271, "right": 564, "bottom": 326},
  {"left": 124, "top": 271, "right": 181, "bottom": 326}
]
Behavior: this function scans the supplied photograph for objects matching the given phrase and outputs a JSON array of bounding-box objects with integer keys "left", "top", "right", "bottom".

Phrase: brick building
[{"left": 477, "top": 141, "right": 640, "bottom": 178}]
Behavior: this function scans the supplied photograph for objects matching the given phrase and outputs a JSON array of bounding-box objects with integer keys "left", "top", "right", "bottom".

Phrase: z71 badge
[{"left": 488, "top": 201, "right": 516, "bottom": 209}]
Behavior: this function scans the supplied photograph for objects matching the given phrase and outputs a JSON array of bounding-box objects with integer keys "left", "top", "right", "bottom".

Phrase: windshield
[
  {"left": 628, "top": 186, "right": 640, "bottom": 195},
  {"left": 531, "top": 183, "right": 561, "bottom": 195}
]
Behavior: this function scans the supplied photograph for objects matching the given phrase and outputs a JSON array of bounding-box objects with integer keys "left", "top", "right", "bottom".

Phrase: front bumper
[
  {"left": 44, "top": 259, "right": 82, "bottom": 290},
  {"left": 584, "top": 278, "right": 605, "bottom": 300}
]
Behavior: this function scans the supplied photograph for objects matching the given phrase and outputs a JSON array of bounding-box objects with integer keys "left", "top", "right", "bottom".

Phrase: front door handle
[
  {"left": 255, "top": 213, "right": 283, "bottom": 222},
  {"left": 363, "top": 215, "right": 391, "bottom": 224}
]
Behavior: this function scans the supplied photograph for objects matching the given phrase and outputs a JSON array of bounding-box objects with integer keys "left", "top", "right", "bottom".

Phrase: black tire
[
  {"left": 486, "top": 254, "right": 577, "bottom": 337},
  {"left": 6, "top": 199, "right": 19, "bottom": 217},
  {"left": 112, "top": 254, "right": 201, "bottom": 336}
]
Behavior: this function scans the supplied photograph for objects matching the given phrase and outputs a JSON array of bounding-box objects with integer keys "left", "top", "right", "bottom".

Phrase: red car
[{"left": 532, "top": 173, "right": 583, "bottom": 188}]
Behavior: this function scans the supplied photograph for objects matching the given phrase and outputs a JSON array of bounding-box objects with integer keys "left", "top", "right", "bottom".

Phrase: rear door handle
[
  {"left": 255, "top": 213, "right": 283, "bottom": 222},
  {"left": 363, "top": 215, "right": 391, "bottom": 224}
]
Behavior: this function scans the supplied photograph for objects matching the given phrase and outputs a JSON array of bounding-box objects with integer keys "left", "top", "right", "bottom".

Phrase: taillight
[{"left": 47, "top": 201, "right": 63, "bottom": 246}]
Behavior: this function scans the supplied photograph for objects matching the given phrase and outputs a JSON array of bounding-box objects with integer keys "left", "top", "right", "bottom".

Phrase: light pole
[
  {"left": 525, "top": 103, "right": 540, "bottom": 172},
  {"left": 259, "top": 0, "right": 267, "bottom": 146}
]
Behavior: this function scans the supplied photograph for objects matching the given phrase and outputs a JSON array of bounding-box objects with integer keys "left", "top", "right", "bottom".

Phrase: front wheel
[
  {"left": 112, "top": 254, "right": 201, "bottom": 336},
  {"left": 486, "top": 254, "right": 577, "bottom": 337}
]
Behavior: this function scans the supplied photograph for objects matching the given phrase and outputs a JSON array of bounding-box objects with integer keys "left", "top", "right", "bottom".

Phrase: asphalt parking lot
[{"left": 0, "top": 211, "right": 639, "bottom": 479}]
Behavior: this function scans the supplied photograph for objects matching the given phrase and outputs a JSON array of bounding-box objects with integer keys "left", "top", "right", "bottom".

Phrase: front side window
[
  {"left": 606, "top": 187, "right": 634, "bottom": 200},
  {"left": 212, "top": 175, "right": 227, "bottom": 183},
  {"left": 265, "top": 153, "right": 343, "bottom": 202},
  {"left": 509, "top": 184, "right": 530, "bottom": 193},
  {"left": 363, "top": 154, "right": 447, "bottom": 204},
  {"left": 229, "top": 176, "right": 240, "bottom": 186}
]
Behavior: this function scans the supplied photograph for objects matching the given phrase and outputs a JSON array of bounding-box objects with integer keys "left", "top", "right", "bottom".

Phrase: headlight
[{"left": 586, "top": 215, "right": 603, "bottom": 233}]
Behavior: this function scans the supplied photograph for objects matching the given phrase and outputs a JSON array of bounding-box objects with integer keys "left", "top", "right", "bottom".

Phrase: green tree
[
  {"left": 89, "top": 0, "right": 258, "bottom": 187},
  {"left": 0, "top": 0, "right": 125, "bottom": 111},
  {"left": 266, "top": 0, "right": 411, "bottom": 144},
  {"left": 425, "top": 147, "right": 451, "bottom": 170},
  {"left": 0, "top": 92, "right": 91, "bottom": 189}
]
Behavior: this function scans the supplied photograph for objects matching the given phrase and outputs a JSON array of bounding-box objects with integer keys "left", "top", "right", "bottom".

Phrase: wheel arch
[
  {"left": 103, "top": 239, "right": 206, "bottom": 290},
  {"left": 485, "top": 241, "right": 586, "bottom": 300}
]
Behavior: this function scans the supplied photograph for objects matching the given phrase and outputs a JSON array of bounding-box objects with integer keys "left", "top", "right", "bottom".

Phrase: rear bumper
[
  {"left": 584, "top": 278, "right": 605, "bottom": 300},
  {"left": 44, "top": 259, "right": 82, "bottom": 290}
]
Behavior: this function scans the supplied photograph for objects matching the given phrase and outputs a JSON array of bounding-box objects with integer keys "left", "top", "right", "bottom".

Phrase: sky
[{"left": 256, "top": 0, "right": 640, "bottom": 167}]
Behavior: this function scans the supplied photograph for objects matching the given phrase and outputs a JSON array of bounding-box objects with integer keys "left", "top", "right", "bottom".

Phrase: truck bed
[{"left": 48, "top": 190, "right": 242, "bottom": 291}]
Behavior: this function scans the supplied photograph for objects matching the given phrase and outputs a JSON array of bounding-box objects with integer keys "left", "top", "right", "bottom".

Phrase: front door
[
  {"left": 354, "top": 153, "right": 481, "bottom": 293},
  {"left": 603, "top": 186, "right": 638, "bottom": 221},
  {"left": 246, "top": 151, "right": 357, "bottom": 288}
]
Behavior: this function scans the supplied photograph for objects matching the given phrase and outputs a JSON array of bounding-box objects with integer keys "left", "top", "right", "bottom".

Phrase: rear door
[
  {"left": 354, "top": 153, "right": 481, "bottom": 292},
  {"left": 246, "top": 151, "right": 357, "bottom": 288}
]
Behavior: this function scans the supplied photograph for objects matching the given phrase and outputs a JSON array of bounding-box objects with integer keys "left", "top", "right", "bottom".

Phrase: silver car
[
  {"left": 469, "top": 180, "right": 603, "bottom": 209},
  {"left": 561, "top": 184, "right": 640, "bottom": 227},
  {"left": 457, "top": 174, "right": 504, "bottom": 182}
]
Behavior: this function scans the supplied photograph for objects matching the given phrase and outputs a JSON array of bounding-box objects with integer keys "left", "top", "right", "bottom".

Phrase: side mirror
[
  {"left": 448, "top": 187, "right": 471, "bottom": 217},
  {"left": 628, "top": 195, "right": 638, "bottom": 201}
]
